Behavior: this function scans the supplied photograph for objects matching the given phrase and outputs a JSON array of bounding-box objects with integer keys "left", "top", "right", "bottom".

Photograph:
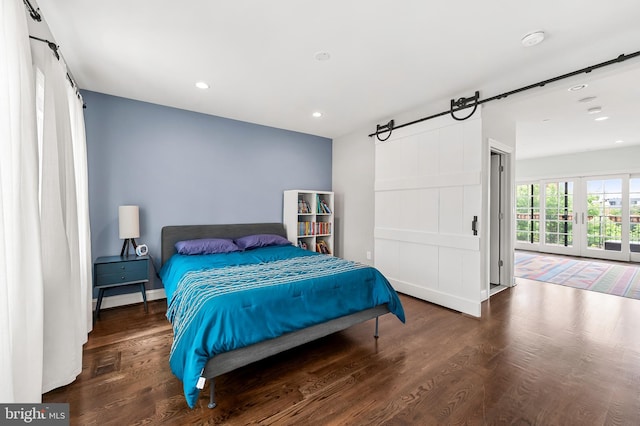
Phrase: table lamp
[{"left": 119, "top": 205, "right": 139, "bottom": 256}]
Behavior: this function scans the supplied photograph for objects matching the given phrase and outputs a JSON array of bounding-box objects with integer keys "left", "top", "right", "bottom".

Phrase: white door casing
[
  {"left": 374, "top": 113, "right": 483, "bottom": 317},
  {"left": 489, "top": 153, "right": 501, "bottom": 285}
]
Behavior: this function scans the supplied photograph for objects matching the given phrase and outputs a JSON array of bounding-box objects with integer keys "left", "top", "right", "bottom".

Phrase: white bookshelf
[{"left": 283, "top": 190, "right": 334, "bottom": 254}]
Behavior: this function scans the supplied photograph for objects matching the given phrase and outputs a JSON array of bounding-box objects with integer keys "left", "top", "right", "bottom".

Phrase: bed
[{"left": 159, "top": 223, "right": 405, "bottom": 409}]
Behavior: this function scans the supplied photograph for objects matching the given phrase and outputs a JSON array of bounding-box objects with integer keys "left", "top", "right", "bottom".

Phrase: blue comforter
[{"left": 160, "top": 245, "right": 405, "bottom": 408}]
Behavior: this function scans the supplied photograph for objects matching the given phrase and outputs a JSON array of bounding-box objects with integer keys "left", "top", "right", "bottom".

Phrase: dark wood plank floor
[{"left": 44, "top": 279, "right": 640, "bottom": 425}]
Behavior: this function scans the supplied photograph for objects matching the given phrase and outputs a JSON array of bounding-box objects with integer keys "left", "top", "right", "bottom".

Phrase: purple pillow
[
  {"left": 234, "top": 234, "right": 292, "bottom": 250},
  {"left": 175, "top": 238, "right": 240, "bottom": 255}
]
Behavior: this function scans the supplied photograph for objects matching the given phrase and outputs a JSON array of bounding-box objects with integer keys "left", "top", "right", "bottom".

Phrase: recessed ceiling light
[
  {"left": 314, "top": 51, "right": 331, "bottom": 61},
  {"left": 578, "top": 96, "right": 597, "bottom": 103},
  {"left": 312, "top": 111, "right": 323, "bottom": 118},
  {"left": 521, "top": 31, "right": 545, "bottom": 47},
  {"left": 568, "top": 84, "right": 588, "bottom": 92},
  {"left": 615, "top": 140, "right": 625, "bottom": 144},
  {"left": 594, "top": 116, "right": 609, "bottom": 121},
  {"left": 195, "top": 81, "right": 209, "bottom": 89},
  {"left": 587, "top": 106, "right": 602, "bottom": 114}
]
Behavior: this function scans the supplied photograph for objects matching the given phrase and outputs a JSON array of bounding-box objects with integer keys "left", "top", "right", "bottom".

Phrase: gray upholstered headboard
[{"left": 160, "top": 223, "right": 287, "bottom": 266}]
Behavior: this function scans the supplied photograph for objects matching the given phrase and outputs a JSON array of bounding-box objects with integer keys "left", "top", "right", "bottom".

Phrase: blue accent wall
[{"left": 83, "top": 90, "right": 332, "bottom": 292}]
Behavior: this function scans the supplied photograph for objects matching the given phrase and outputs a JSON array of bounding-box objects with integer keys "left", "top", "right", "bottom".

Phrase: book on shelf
[
  {"left": 320, "top": 199, "right": 331, "bottom": 214},
  {"left": 298, "top": 198, "right": 311, "bottom": 214},
  {"left": 298, "top": 221, "right": 308, "bottom": 236},
  {"left": 316, "top": 240, "right": 331, "bottom": 255},
  {"left": 298, "top": 221, "right": 331, "bottom": 236},
  {"left": 313, "top": 195, "right": 332, "bottom": 214}
]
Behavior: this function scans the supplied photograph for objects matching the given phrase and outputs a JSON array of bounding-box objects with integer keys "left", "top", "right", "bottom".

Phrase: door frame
[
  {"left": 490, "top": 152, "right": 502, "bottom": 285},
  {"left": 487, "top": 139, "right": 514, "bottom": 300}
]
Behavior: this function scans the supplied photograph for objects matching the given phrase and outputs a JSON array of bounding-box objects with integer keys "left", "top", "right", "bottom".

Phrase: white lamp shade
[{"left": 118, "top": 205, "right": 140, "bottom": 239}]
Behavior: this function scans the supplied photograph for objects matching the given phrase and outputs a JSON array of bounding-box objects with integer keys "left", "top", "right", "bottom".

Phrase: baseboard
[{"left": 92, "top": 288, "right": 166, "bottom": 310}]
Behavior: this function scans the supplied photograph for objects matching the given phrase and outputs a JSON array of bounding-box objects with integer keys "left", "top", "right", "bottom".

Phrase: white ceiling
[
  {"left": 32, "top": 0, "right": 640, "bottom": 158},
  {"left": 497, "top": 60, "right": 640, "bottom": 159}
]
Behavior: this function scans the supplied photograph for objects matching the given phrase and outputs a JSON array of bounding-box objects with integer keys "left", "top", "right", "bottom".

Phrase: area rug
[{"left": 514, "top": 251, "right": 640, "bottom": 300}]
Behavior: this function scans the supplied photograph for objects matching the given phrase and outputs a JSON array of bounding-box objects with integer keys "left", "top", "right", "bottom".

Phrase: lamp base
[{"left": 121, "top": 238, "right": 138, "bottom": 257}]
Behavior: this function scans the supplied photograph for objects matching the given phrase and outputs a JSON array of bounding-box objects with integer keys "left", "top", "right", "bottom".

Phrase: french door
[
  {"left": 541, "top": 179, "right": 580, "bottom": 256},
  {"left": 581, "top": 176, "right": 626, "bottom": 261},
  {"left": 517, "top": 174, "right": 640, "bottom": 261}
]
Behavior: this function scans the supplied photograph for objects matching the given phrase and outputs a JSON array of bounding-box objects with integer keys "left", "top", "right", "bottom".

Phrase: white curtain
[
  {"left": 67, "top": 84, "right": 93, "bottom": 335},
  {"left": 1, "top": 0, "right": 92, "bottom": 401},
  {"left": 32, "top": 40, "right": 90, "bottom": 393},
  {"left": 0, "top": 0, "right": 45, "bottom": 403}
]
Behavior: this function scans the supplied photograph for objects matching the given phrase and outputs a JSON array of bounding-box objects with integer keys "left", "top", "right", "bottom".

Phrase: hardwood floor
[{"left": 44, "top": 279, "right": 640, "bottom": 425}]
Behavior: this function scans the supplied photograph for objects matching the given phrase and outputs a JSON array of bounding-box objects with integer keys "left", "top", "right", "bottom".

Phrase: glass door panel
[
  {"left": 516, "top": 183, "right": 540, "bottom": 247},
  {"left": 583, "top": 177, "right": 626, "bottom": 260},
  {"left": 544, "top": 181, "right": 574, "bottom": 248},
  {"left": 630, "top": 177, "right": 640, "bottom": 261}
]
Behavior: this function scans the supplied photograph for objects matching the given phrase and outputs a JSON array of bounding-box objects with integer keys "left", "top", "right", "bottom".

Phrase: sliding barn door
[{"left": 374, "top": 114, "right": 483, "bottom": 317}]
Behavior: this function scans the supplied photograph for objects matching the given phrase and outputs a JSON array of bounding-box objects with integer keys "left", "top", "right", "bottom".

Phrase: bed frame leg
[
  {"left": 374, "top": 316, "right": 379, "bottom": 339},
  {"left": 208, "top": 379, "right": 217, "bottom": 409}
]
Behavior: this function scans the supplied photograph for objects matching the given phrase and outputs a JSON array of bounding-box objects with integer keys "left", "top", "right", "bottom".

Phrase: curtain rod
[
  {"left": 23, "top": 0, "right": 41, "bottom": 21},
  {"left": 369, "top": 49, "right": 640, "bottom": 140},
  {"left": 23, "top": 2, "right": 85, "bottom": 107},
  {"left": 29, "top": 36, "right": 85, "bottom": 107},
  {"left": 29, "top": 35, "right": 58, "bottom": 59}
]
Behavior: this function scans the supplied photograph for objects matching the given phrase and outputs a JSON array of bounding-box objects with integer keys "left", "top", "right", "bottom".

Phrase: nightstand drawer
[
  {"left": 94, "top": 258, "right": 149, "bottom": 286},
  {"left": 95, "top": 269, "right": 148, "bottom": 286},
  {"left": 95, "top": 259, "right": 147, "bottom": 276}
]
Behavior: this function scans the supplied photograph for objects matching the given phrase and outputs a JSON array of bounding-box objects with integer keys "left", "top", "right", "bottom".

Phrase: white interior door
[{"left": 374, "top": 114, "right": 483, "bottom": 317}]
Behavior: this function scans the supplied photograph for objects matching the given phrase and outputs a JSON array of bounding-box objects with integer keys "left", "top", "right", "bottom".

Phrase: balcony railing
[{"left": 517, "top": 214, "right": 640, "bottom": 246}]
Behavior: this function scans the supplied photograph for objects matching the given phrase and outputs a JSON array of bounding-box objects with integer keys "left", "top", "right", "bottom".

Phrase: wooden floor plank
[{"left": 44, "top": 279, "right": 640, "bottom": 425}]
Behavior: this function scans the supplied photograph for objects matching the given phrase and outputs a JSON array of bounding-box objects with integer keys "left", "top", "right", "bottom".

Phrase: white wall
[
  {"left": 332, "top": 127, "right": 376, "bottom": 263},
  {"left": 517, "top": 145, "right": 640, "bottom": 181},
  {"left": 483, "top": 105, "right": 517, "bottom": 150}
]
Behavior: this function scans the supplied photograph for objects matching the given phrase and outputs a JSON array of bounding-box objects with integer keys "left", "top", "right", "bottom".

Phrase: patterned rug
[{"left": 514, "top": 251, "right": 640, "bottom": 300}]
